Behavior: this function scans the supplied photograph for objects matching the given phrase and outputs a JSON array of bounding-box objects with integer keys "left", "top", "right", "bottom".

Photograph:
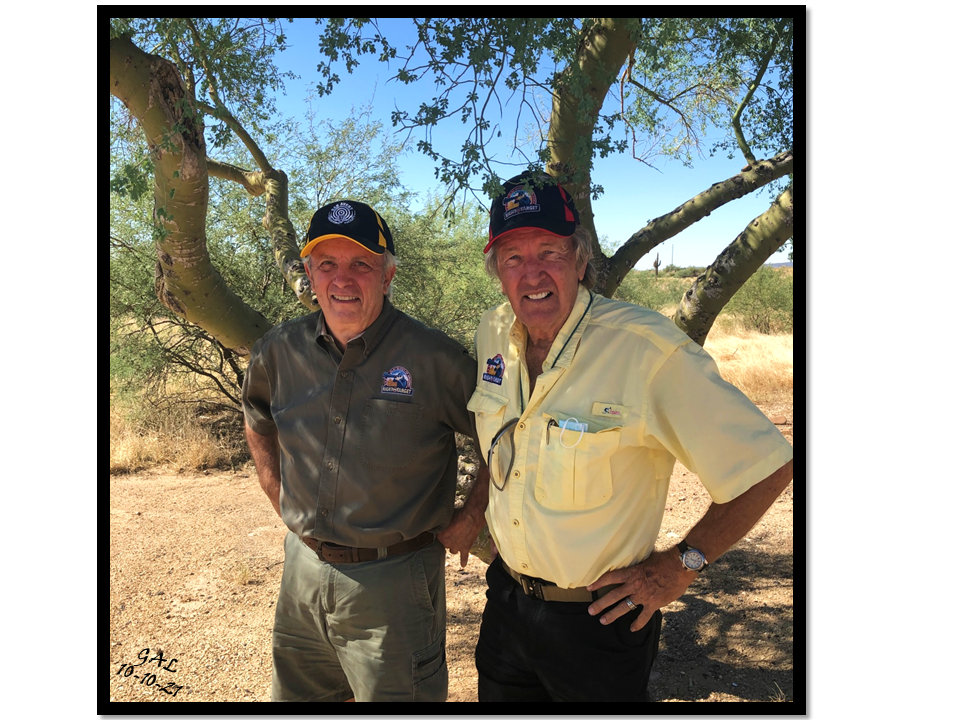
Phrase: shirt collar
[
  {"left": 315, "top": 297, "right": 398, "bottom": 355},
  {"left": 508, "top": 285, "right": 594, "bottom": 370}
]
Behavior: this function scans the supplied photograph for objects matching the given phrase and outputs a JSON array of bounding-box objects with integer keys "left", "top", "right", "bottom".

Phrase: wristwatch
[{"left": 677, "top": 540, "right": 708, "bottom": 572}]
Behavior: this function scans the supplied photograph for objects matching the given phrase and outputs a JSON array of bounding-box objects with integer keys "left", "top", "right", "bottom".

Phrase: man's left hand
[{"left": 586, "top": 549, "right": 697, "bottom": 632}]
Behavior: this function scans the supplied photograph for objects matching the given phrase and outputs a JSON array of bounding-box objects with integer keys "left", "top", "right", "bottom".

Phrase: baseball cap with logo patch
[
  {"left": 301, "top": 200, "right": 395, "bottom": 258},
  {"left": 484, "top": 171, "right": 580, "bottom": 253}
]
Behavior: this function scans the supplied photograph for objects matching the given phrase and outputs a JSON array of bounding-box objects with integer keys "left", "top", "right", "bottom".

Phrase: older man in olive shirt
[{"left": 242, "top": 200, "right": 478, "bottom": 702}]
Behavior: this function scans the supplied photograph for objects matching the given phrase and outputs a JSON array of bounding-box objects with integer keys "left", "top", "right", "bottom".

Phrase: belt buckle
[{"left": 520, "top": 575, "right": 545, "bottom": 601}]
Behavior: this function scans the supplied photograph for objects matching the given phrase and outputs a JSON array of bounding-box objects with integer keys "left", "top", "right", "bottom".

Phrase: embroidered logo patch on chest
[
  {"left": 482, "top": 354, "right": 505, "bottom": 385},
  {"left": 381, "top": 366, "right": 413, "bottom": 396},
  {"left": 591, "top": 402, "right": 629, "bottom": 419}
]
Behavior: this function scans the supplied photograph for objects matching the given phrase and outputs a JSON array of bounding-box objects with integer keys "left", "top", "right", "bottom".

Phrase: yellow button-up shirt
[{"left": 469, "top": 286, "right": 794, "bottom": 588}]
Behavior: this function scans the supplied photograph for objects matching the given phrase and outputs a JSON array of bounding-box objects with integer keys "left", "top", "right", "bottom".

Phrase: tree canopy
[{"left": 110, "top": 16, "right": 794, "bottom": 364}]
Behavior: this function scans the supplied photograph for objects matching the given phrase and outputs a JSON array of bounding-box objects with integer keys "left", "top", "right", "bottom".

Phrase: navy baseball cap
[
  {"left": 484, "top": 171, "right": 580, "bottom": 253},
  {"left": 301, "top": 200, "right": 395, "bottom": 258}
]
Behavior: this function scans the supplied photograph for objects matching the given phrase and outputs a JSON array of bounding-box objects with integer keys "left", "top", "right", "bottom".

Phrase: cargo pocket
[
  {"left": 534, "top": 414, "right": 621, "bottom": 510},
  {"left": 359, "top": 399, "right": 422, "bottom": 469},
  {"left": 412, "top": 633, "right": 448, "bottom": 702}
]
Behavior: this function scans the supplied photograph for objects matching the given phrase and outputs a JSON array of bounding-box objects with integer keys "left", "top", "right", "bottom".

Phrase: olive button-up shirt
[{"left": 242, "top": 300, "right": 477, "bottom": 547}]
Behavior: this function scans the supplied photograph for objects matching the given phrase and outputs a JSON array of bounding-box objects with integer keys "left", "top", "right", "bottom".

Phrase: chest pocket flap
[{"left": 468, "top": 388, "right": 509, "bottom": 454}]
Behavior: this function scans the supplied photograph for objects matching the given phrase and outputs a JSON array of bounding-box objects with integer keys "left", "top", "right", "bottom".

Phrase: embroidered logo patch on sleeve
[
  {"left": 482, "top": 354, "right": 505, "bottom": 385},
  {"left": 381, "top": 366, "right": 414, "bottom": 396}
]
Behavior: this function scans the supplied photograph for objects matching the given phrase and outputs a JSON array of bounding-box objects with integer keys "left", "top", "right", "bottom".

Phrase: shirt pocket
[
  {"left": 467, "top": 388, "right": 510, "bottom": 488},
  {"left": 359, "top": 399, "right": 422, "bottom": 469},
  {"left": 534, "top": 414, "right": 621, "bottom": 511}
]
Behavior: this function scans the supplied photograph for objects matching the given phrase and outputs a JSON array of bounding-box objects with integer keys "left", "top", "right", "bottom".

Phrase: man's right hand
[{"left": 438, "top": 506, "right": 486, "bottom": 568}]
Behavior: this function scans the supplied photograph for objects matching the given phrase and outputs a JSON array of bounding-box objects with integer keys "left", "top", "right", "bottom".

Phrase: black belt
[
  {"left": 502, "top": 561, "right": 615, "bottom": 603},
  {"left": 301, "top": 531, "right": 435, "bottom": 564}
]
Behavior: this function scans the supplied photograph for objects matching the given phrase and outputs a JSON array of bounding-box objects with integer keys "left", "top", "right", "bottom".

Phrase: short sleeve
[
  {"left": 643, "top": 340, "right": 793, "bottom": 503},
  {"left": 241, "top": 338, "right": 276, "bottom": 435},
  {"left": 443, "top": 348, "right": 479, "bottom": 439}
]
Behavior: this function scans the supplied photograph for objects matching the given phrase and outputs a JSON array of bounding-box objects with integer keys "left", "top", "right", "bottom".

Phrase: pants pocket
[{"left": 412, "top": 633, "right": 448, "bottom": 701}]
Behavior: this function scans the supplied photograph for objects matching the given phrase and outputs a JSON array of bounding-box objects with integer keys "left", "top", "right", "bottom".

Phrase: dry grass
[
  {"left": 109, "top": 395, "right": 246, "bottom": 474},
  {"left": 704, "top": 323, "right": 793, "bottom": 406}
]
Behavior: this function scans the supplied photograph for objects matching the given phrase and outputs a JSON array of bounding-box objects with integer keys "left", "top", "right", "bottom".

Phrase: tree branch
[
  {"left": 600, "top": 150, "right": 794, "bottom": 296},
  {"left": 186, "top": 19, "right": 273, "bottom": 172},
  {"left": 673, "top": 184, "right": 793, "bottom": 345},
  {"left": 206, "top": 158, "right": 267, "bottom": 196},
  {"left": 732, "top": 21, "right": 785, "bottom": 168}
]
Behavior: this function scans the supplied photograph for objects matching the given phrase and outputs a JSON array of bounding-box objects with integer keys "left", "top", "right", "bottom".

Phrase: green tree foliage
[
  {"left": 313, "top": 17, "right": 794, "bottom": 341},
  {"left": 110, "top": 16, "right": 795, "bottom": 397},
  {"left": 390, "top": 199, "right": 504, "bottom": 352},
  {"left": 110, "top": 93, "right": 412, "bottom": 408}
]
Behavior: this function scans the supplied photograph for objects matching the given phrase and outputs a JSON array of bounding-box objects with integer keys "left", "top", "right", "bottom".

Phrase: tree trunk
[
  {"left": 546, "top": 18, "right": 637, "bottom": 250},
  {"left": 673, "top": 185, "right": 794, "bottom": 345},
  {"left": 110, "top": 36, "right": 271, "bottom": 354}
]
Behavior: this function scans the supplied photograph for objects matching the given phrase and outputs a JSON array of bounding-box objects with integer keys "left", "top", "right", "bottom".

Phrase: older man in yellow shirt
[{"left": 444, "top": 171, "right": 794, "bottom": 702}]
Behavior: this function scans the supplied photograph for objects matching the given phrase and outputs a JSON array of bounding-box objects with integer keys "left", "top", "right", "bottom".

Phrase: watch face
[{"left": 682, "top": 550, "right": 705, "bottom": 570}]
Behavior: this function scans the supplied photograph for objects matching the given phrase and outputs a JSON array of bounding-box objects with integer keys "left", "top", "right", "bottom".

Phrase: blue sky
[{"left": 268, "top": 18, "right": 789, "bottom": 270}]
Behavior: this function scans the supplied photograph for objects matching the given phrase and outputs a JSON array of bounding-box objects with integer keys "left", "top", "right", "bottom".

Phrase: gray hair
[
  {"left": 383, "top": 250, "right": 397, "bottom": 301},
  {"left": 484, "top": 226, "right": 596, "bottom": 289},
  {"left": 303, "top": 249, "right": 398, "bottom": 300}
]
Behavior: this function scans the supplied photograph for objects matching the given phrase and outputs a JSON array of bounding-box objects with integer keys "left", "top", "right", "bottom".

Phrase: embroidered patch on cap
[
  {"left": 327, "top": 202, "right": 356, "bottom": 224},
  {"left": 482, "top": 354, "right": 505, "bottom": 385},
  {"left": 381, "top": 366, "right": 413, "bottom": 396},
  {"left": 591, "top": 402, "right": 629, "bottom": 419},
  {"left": 502, "top": 186, "right": 540, "bottom": 221}
]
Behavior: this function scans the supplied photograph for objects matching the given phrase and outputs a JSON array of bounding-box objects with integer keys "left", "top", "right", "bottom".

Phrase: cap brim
[{"left": 300, "top": 234, "right": 384, "bottom": 258}]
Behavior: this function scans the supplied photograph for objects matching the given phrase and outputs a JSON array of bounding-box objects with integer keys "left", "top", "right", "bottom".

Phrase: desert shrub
[
  {"left": 660, "top": 264, "right": 706, "bottom": 278},
  {"left": 725, "top": 266, "right": 793, "bottom": 334},
  {"left": 614, "top": 270, "right": 687, "bottom": 314}
]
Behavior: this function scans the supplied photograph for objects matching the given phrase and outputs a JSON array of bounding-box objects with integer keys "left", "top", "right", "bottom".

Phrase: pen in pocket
[{"left": 546, "top": 418, "right": 559, "bottom": 445}]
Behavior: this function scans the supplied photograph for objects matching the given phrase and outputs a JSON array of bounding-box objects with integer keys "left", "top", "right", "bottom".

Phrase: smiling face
[
  {"left": 304, "top": 237, "right": 396, "bottom": 348},
  {"left": 494, "top": 227, "right": 586, "bottom": 346}
]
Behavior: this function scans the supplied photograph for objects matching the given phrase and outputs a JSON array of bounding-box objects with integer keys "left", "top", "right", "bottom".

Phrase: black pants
[{"left": 475, "top": 557, "right": 662, "bottom": 702}]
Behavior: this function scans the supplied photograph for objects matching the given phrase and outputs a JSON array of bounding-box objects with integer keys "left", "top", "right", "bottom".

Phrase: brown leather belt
[
  {"left": 502, "top": 562, "right": 615, "bottom": 603},
  {"left": 300, "top": 531, "right": 435, "bottom": 564}
]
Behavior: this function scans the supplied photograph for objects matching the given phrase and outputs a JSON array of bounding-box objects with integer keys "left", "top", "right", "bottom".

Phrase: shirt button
[
  {"left": 327, "top": 462, "right": 334, "bottom": 470},
  {"left": 334, "top": 416, "right": 341, "bottom": 424},
  {"left": 340, "top": 371, "right": 347, "bottom": 378},
  {"left": 512, "top": 519, "right": 520, "bottom": 527},
  {"left": 320, "top": 509, "right": 329, "bottom": 517},
  {"left": 513, "top": 471, "right": 520, "bottom": 478},
  {"left": 518, "top": 422, "right": 525, "bottom": 430},
  {"left": 521, "top": 563, "right": 528, "bottom": 570}
]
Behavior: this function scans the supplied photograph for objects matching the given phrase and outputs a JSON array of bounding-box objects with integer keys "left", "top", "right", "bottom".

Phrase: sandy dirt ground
[{"left": 108, "top": 407, "right": 793, "bottom": 704}]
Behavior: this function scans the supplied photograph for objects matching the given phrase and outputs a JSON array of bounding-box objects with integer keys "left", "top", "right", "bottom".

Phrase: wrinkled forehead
[{"left": 495, "top": 228, "right": 573, "bottom": 256}]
